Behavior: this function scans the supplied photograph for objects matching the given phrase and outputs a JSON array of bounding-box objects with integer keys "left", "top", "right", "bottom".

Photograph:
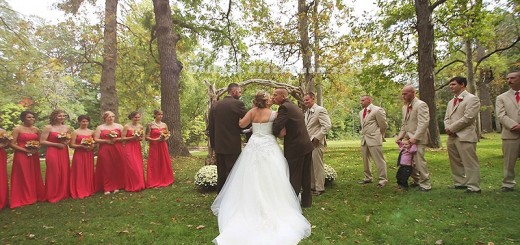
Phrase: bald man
[
  {"left": 396, "top": 85, "right": 432, "bottom": 191},
  {"left": 496, "top": 71, "right": 520, "bottom": 192},
  {"left": 272, "top": 88, "right": 314, "bottom": 208}
]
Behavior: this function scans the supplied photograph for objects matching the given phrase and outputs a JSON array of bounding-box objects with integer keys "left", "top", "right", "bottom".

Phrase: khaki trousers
[
  {"left": 501, "top": 139, "right": 520, "bottom": 188},
  {"left": 411, "top": 144, "right": 432, "bottom": 189},
  {"left": 310, "top": 146, "right": 325, "bottom": 192},
  {"left": 447, "top": 136, "right": 481, "bottom": 191},
  {"left": 361, "top": 144, "right": 388, "bottom": 185}
]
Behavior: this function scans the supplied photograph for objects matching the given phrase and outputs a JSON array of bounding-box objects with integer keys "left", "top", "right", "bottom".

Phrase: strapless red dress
[
  {"left": 10, "top": 133, "right": 45, "bottom": 208},
  {"left": 146, "top": 128, "right": 174, "bottom": 188},
  {"left": 95, "top": 129, "right": 125, "bottom": 192},
  {"left": 0, "top": 147, "right": 8, "bottom": 210},
  {"left": 70, "top": 135, "right": 95, "bottom": 199},
  {"left": 122, "top": 130, "right": 145, "bottom": 192},
  {"left": 44, "top": 131, "right": 70, "bottom": 203}
]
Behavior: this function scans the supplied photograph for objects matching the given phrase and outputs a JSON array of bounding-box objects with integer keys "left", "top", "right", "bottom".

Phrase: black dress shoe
[
  {"left": 465, "top": 189, "right": 481, "bottom": 193},
  {"left": 449, "top": 185, "right": 468, "bottom": 190},
  {"left": 500, "top": 187, "right": 514, "bottom": 192},
  {"left": 358, "top": 180, "right": 372, "bottom": 184}
]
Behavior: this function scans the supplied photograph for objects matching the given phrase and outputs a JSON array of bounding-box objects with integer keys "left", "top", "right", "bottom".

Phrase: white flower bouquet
[
  {"left": 194, "top": 165, "right": 218, "bottom": 191},
  {"left": 324, "top": 163, "right": 337, "bottom": 184}
]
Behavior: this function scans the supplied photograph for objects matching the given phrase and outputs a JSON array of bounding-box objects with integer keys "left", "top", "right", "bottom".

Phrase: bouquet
[
  {"left": 324, "top": 164, "right": 337, "bottom": 185},
  {"left": 194, "top": 165, "right": 218, "bottom": 191},
  {"left": 160, "top": 129, "right": 171, "bottom": 139},
  {"left": 80, "top": 137, "right": 95, "bottom": 146},
  {"left": 107, "top": 130, "right": 119, "bottom": 138},
  {"left": 57, "top": 132, "right": 71, "bottom": 142},
  {"left": 133, "top": 128, "right": 144, "bottom": 138},
  {"left": 25, "top": 140, "right": 41, "bottom": 156},
  {"left": 0, "top": 131, "right": 13, "bottom": 142}
]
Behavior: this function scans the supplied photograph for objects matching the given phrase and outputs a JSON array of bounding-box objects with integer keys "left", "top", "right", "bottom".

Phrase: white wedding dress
[{"left": 211, "top": 111, "right": 311, "bottom": 245}]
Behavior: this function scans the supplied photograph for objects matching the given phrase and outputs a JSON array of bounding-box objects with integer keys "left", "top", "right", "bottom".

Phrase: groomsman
[
  {"left": 496, "top": 71, "right": 520, "bottom": 192},
  {"left": 396, "top": 85, "right": 432, "bottom": 191},
  {"left": 303, "top": 92, "right": 332, "bottom": 196},
  {"left": 207, "top": 83, "right": 247, "bottom": 193},
  {"left": 358, "top": 95, "right": 388, "bottom": 187},
  {"left": 273, "top": 88, "right": 314, "bottom": 208},
  {"left": 444, "top": 77, "right": 481, "bottom": 193}
]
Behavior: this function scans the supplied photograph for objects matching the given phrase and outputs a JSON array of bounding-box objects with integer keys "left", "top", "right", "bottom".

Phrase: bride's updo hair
[{"left": 253, "top": 91, "right": 270, "bottom": 108}]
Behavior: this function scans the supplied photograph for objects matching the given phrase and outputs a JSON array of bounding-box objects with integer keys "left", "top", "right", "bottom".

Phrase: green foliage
[{"left": 0, "top": 103, "right": 26, "bottom": 131}]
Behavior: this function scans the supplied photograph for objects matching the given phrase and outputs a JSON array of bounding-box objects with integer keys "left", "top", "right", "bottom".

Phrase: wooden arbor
[{"left": 204, "top": 79, "right": 304, "bottom": 165}]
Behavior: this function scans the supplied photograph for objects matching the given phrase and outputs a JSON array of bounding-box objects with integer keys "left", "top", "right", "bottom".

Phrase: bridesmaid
[
  {"left": 40, "top": 109, "right": 71, "bottom": 203},
  {"left": 145, "top": 109, "right": 174, "bottom": 188},
  {"left": 121, "top": 111, "right": 145, "bottom": 192},
  {"left": 94, "top": 111, "right": 125, "bottom": 194},
  {"left": 0, "top": 126, "right": 9, "bottom": 210},
  {"left": 69, "top": 115, "right": 96, "bottom": 199},
  {"left": 9, "top": 111, "right": 45, "bottom": 208}
]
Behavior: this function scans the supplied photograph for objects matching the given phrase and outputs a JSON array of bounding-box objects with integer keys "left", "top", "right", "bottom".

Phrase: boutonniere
[
  {"left": 309, "top": 108, "right": 315, "bottom": 114},
  {"left": 367, "top": 109, "right": 371, "bottom": 113},
  {"left": 457, "top": 97, "right": 463, "bottom": 102}
]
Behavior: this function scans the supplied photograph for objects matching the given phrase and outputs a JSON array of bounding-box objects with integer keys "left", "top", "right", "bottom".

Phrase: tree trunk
[
  {"left": 312, "top": 0, "right": 323, "bottom": 105},
  {"left": 99, "top": 0, "right": 119, "bottom": 120},
  {"left": 298, "top": 0, "right": 314, "bottom": 93},
  {"left": 414, "top": 0, "right": 441, "bottom": 148},
  {"left": 476, "top": 42, "right": 494, "bottom": 133},
  {"left": 465, "top": 39, "right": 476, "bottom": 94},
  {"left": 152, "top": 0, "right": 190, "bottom": 156}
]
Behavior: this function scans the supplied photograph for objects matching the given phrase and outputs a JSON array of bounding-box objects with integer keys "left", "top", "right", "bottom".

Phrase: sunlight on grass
[{"left": 0, "top": 133, "right": 519, "bottom": 244}]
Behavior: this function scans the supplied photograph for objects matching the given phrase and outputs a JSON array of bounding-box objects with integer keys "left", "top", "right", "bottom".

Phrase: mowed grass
[{"left": 0, "top": 133, "right": 519, "bottom": 244}]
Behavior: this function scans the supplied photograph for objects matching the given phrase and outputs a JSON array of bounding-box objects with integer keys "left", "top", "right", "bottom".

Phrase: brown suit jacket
[
  {"left": 273, "top": 100, "right": 314, "bottom": 159},
  {"left": 208, "top": 96, "right": 247, "bottom": 154}
]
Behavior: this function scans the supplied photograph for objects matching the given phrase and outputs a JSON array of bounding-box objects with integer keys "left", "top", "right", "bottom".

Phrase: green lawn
[{"left": 0, "top": 133, "right": 518, "bottom": 244}]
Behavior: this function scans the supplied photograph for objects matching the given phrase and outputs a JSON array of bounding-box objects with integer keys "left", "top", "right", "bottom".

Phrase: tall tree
[
  {"left": 298, "top": 0, "right": 313, "bottom": 93},
  {"left": 414, "top": 0, "right": 446, "bottom": 148},
  {"left": 99, "top": 0, "right": 119, "bottom": 119},
  {"left": 152, "top": 0, "right": 189, "bottom": 156}
]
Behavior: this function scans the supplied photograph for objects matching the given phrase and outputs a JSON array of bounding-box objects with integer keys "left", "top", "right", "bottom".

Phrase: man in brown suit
[
  {"left": 208, "top": 83, "right": 247, "bottom": 193},
  {"left": 359, "top": 95, "right": 388, "bottom": 188},
  {"left": 496, "top": 71, "right": 520, "bottom": 192},
  {"left": 396, "top": 85, "right": 432, "bottom": 191},
  {"left": 272, "top": 88, "right": 314, "bottom": 208},
  {"left": 444, "top": 76, "right": 481, "bottom": 193}
]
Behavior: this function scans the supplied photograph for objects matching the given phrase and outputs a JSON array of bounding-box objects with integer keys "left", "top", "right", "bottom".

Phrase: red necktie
[
  {"left": 363, "top": 108, "right": 367, "bottom": 119},
  {"left": 405, "top": 105, "right": 411, "bottom": 119},
  {"left": 516, "top": 91, "right": 520, "bottom": 103},
  {"left": 453, "top": 97, "right": 458, "bottom": 106}
]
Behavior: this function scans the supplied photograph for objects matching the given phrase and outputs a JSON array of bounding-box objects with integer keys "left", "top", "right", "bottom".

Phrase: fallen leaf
[
  {"left": 435, "top": 240, "right": 443, "bottom": 245},
  {"left": 365, "top": 215, "right": 370, "bottom": 223},
  {"left": 28, "top": 234, "right": 35, "bottom": 239},
  {"left": 196, "top": 225, "right": 205, "bottom": 230}
]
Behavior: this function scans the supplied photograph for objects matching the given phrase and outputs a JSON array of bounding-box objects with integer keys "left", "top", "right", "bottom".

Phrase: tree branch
[
  {"left": 429, "top": 0, "right": 448, "bottom": 11},
  {"left": 435, "top": 59, "right": 464, "bottom": 74},
  {"left": 476, "top": 36, "right": 520, "bottom": 69}
]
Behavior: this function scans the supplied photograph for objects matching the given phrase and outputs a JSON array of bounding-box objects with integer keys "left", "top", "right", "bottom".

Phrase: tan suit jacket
[
  {"left": 305, "top": 104, "right": 332, "bottom": 146},
  {"left": 398, "top": 98, "right": 430, "bottom": 144},
  {"left": 359, "top": 104, "right": 387, "bottom": 146},
  {"left": 444, "top": 90, "right": 480, "bottom": 142},
  {"left": 496, "top": 89, "right": 520, "bottom": 140}
]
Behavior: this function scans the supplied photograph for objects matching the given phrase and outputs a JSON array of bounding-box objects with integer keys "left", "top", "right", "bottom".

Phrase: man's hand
[
  {"left": 409, "top": 138, "right": 417, "bottom": 144},
  {"left": 312, "top": 138, "right": 319, "bottom": 148},
  {"left": 511, "top": 124, "right": 520, "bottom": 133}
]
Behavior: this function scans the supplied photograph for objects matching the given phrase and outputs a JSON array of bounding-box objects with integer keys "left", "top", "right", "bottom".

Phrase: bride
[{"left": 211, "top": 91, "right": 311, "bottom": 245}]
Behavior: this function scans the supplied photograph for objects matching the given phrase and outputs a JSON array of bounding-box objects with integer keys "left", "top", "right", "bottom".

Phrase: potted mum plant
[{"left": 194, "top": 165, "right": 218, "bottom": 192}]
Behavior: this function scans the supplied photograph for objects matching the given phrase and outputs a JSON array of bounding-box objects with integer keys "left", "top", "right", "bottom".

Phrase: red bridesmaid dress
[
  {"left": 0, "top": 147, "right": 8, "bottom": 210},
  {"left": 70, "top": 135, "right": 95, "bottom": 199},
  {"left": 122, "top": 130, "right": 145, "bottom": 192},
  {"left": 44, "top": 132, "right": 71, "bottom": 203},
  {"left": 95, "top": 129, "right": 125, "bottom": 192},
  {"left": 10, "top": 133, "right": 45, "bottom": 208},
  {"left": 146, "top": 128, "right": 174, "bottom": 188}
]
